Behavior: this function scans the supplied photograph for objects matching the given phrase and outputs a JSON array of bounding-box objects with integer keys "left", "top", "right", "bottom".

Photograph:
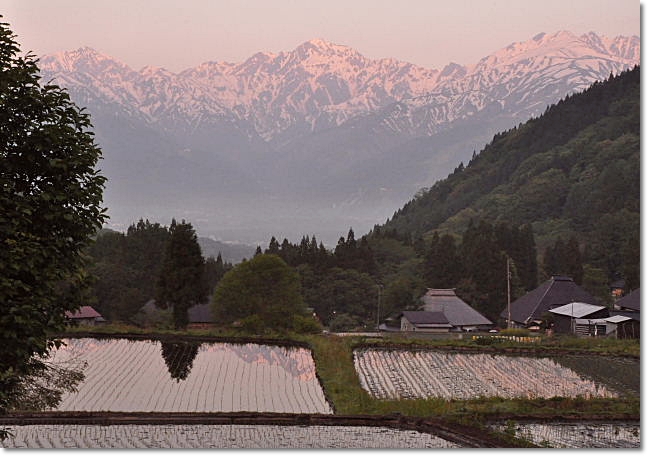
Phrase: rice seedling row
[
  {"left": 353, "top": 349, "right": 617, "bottom": 400},
  {"left": 1, "top": 424, "right": 462, "bottom": 448},
  {"left": 491, "top": 422, "right": 640, "bottom": 448},
  {"left": 46, "top": 339, "right": 332, "bottom": 414}
]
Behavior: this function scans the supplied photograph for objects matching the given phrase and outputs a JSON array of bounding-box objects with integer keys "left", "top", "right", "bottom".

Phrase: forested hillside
[{"left": 379, "top": 67, "right": 639, "bottom": 295}]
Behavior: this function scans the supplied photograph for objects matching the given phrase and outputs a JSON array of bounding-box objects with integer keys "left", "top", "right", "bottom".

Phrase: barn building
[{"left": 547, "top": 302, "right": 609, "bottom": 335}]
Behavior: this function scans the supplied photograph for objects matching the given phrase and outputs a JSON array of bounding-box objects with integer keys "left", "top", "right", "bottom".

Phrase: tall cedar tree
[
  {"left": 543, "top": 236, "right": 583, "bottom": 284},
  {"left": 155, "top": 220, "right": 207, "bottom": 329},
  {"left": 423, "top": 232, "right": 463, "bottom": 288},
  {"left": 203, "top": 253, "right": 231, "bottom": 294},
  {"left": 0, "top": 19, "right": 106, "bottom": 418}
]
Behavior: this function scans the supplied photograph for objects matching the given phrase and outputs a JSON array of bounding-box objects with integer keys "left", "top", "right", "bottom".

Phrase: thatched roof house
[{"left": 420, "top": 289, "right": 492, "bottom": 331}]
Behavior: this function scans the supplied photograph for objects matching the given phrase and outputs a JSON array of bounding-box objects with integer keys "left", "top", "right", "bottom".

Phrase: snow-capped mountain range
[{"left": 38, "top": 31, "right": 639, "bottom": 244}]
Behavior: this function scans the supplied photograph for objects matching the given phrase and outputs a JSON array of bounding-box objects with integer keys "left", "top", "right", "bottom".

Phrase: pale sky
[{"left": 0, "top": 0, "right": 640, "bottom": 72}]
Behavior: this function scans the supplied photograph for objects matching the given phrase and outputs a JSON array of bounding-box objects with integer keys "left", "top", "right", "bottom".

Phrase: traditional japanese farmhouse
[
  {"left": 418, "top": 288, "right": 493, "bottom": 332},
  {"left": 187, "top": 303, "right": 216, "bottom": 329},
  {"left": 501, "top": 276, "right": 598, "bottom": 328},
  {"left": 65, "top": 305, "right": 106, "bottom": 326},
  {"left": 400, "top": 311, "right": 453, "bottom": 332},
  {"left": 614, "top": 287, "right": 640, "bottom": 312}
]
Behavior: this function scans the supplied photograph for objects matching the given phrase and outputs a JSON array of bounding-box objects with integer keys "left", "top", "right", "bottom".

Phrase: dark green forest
[
  {"left": 88, "top": 219, "right": 232, "bottom": 324},
  {"left": 86, "top": 68, "right": 639, "bottom": 330},
  {"left": 374, "top": 67, "right": 639, "bottom": 304}
]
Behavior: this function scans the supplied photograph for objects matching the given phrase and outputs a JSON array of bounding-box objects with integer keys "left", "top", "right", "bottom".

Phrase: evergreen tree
[
  {"left": 204, "top": 252, "right": 231, "bottom": 294},
  {"left": 346, "top": 228, "right": 357, "bottom": 249},
  {"left": 517, "top": 224, "right": 538, "bottom": 290},
  {"left": 622, "top": 230, "right": 640, "bottom": 291},
  {"left": 267, "top": 236, "right": 280, "bottom": 255},
  {"left": 460, "top": 220, "right": 508, "bottom": 321},
  {"left": 155, "top": 219, "right": 207, "bottom": 329},
  {"left": 542, "top": 239, "right": 562, "bottom": 278},
  {"left": 563, "top": 236, "right": 584, "bottom": 284},
  {"left": 542, "top": 236, "right": 583, "bottom": 284},
  {"left": 423, "top": 232, "right": 463, "bottom": 288}
]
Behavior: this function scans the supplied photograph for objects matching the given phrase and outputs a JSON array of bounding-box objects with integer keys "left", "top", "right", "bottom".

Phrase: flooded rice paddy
[
  {"left": 1, "top": 424, "right": 461, "bottom": 448},
  {"left": 45, "top": 338, "right": 331, "bottom": 414},
  {"left": 354, "top": 349, "right": 638, "bottom": 400},
  {"left": 491, "top": 422, "right": 640, "bottom": 448}
]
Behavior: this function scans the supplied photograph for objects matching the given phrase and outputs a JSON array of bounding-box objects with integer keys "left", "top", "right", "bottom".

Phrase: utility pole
[
  {"left": 507, "top": 256, "right": 511, "bottom": 329},
  {"left": 377, "top": 284, "right": 383, "bottom": 330}
]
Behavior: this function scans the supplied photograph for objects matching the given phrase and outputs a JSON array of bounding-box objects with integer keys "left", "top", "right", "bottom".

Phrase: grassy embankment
[
  {"left": 299, "top": 334, "right": 639, "bottom": 421},
  {"left": 60, "top": 324, "right": 640, "bottom": 422}
]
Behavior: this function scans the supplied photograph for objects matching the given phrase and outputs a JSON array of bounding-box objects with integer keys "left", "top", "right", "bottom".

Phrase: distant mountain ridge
[
  {"left": 37, "top": 31, "right": 640, "bottom": 244},
  {"left": 41, "top": 31, "right": 638, "bottom": 142}
]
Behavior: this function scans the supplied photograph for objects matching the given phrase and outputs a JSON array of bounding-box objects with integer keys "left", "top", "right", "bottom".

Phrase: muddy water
[{"left": 46, "top": 338, "right": 332, "bottom": 414}]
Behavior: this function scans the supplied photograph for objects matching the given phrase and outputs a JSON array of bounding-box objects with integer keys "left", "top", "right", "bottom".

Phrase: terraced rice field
[
  {"left": 45, "top": 338, "right": 331, "bottom": 414},
  {"left": 354, "top": 349, "right": 618, "bottom": 400},
  {"left": 1, "top": 424, "right": 461, "bottom": 448},
  {"left": 491, "top": 422, "right": 640, "bottom": 448}
]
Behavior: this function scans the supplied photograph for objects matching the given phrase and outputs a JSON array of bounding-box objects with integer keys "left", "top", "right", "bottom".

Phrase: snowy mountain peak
[
  {"left": 297, "top": 38, "right": 354, "bottom": 54},
  {"left": 38, "top": 31, "right": 639, "bottom": 143},
  {"left": 41, "top": 46, "right": 137, "bottom": 77}
]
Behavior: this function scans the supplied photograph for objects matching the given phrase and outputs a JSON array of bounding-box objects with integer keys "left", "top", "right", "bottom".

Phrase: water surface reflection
[{"left": 47, "top": 338, "right": 331, "bottom": 414}]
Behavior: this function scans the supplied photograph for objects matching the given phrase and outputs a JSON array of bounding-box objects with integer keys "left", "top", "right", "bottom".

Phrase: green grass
[
  {"left": 344, "top": 333, "right": 639, "bottom": 357},
  {"left": 299, "top": 334, "right": 639, "bottom": 420}
]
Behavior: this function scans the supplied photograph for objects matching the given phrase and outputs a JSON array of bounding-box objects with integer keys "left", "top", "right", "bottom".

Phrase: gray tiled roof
[
  {"left": 65, "top": 306, "right": 102, "bottom": 319},
  {"left": 610, "top": 310, "right": 640, "bottom": 321},
  {"left": 421, "top": 289, "right": 492, "bottom": 326},
  {"left": 500, "top": 276, "right": 599, "bottom": 324},
  {"left": 616, "top": 287, "right": 640, "bottom": 311},
  {"left": 401, "top": 311, "right": 450, "bottom": 325},
  {"left": 187, "top": 303, "right": 214, "bottom": 323}
]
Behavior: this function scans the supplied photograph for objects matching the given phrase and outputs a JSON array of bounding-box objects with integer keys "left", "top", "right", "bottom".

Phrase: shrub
[
  {"left": 239, "top": 314, "right": 265, "bottom": 334},
  {"left": 292, "top": 315, "right": 323, "bottom": 334}
]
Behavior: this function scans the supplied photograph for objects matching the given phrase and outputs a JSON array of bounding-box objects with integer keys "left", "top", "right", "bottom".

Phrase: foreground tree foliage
[
  {"left": 155, "top": 219, "right": 207, "bottom": 329},
  {"left": 212, "top": 254, "right": 308, "bottom": 332},
  {"left": 0, "top": 19, "right": 105, "bottom": 423}
]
